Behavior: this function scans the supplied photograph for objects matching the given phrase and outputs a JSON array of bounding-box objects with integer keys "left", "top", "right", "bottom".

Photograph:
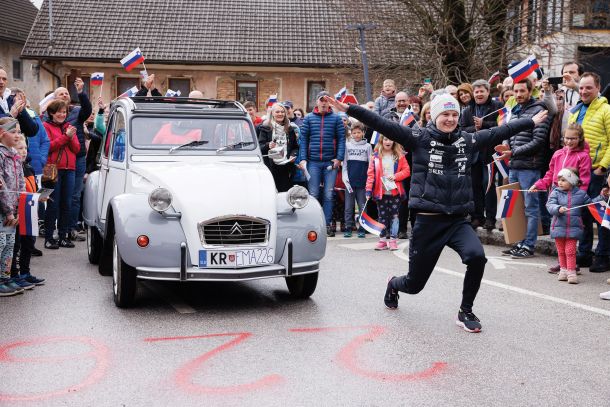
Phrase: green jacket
[{"left": 569, "top": 96, "right": 610, "bottom": 169}]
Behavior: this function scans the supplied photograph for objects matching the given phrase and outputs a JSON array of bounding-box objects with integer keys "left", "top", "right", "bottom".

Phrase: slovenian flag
[
  {"left": 335, "top": 86, "right": 348, "bottom": 101},
  {"left": 588, "top": 202, "right": 605, "bottom": 223},
  {"left": 91, "top": 72, "right": 104, "bottom": 86},
  {"left": 492, "top": 152, "right": 509, "bottom": 179},
  {"left": 120, "top": 48, "right": 145, "bottom": 72},
  {"left": 119, "top": 86, "right": 139, "bottom": 98},
  {"left": 508, "top": 54, "right": 539, "bottom": 83},
  {"left": 165, "top": 89, "right": 181, "bottom": 97},
  {"left": 359, "top": 210, "right": 385, "bottom": 236},
  {"left": 370, "top": 131, "right": 380, "bottom": 145},
  {"left": 496, "top": 106, "right": 511, "bottom": 126},
  {"left": 399, "top": 109, "right": 416, "bottom": 127},
  {"left": 18, "top": 193, "right": 39, "bottom": 236},
  {"left": 267, "top": 94, "right": 278, "bottom": 107},
  {"left": 488, "top": 71, "right": 501, "bottom": 85},
  {"left": 497, "top": 190, "right": 519, "bottom": 218},
  {"left": 602, "top": 205, "right": 610, "bottom": 230}
]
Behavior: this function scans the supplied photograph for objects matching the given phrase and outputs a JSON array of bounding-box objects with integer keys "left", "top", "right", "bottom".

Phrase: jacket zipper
[
  {"left": 319, "top": 113, "right": 324, "bottom": 161},
  {"left": 566, "top": 191, "right": 571, "bottom": 238}
]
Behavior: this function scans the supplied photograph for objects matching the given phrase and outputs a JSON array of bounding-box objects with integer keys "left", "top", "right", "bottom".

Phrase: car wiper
[
  {"left": 216, "top": 141, "right": 254, "bottom": 153},
  {"left": 169, "top": 140, "right": 209, "bottom": 154}
]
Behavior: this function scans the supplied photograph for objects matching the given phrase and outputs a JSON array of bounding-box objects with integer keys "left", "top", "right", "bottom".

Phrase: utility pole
[{"left": 346, "top": 23, "right": 377, "bottom": 103}]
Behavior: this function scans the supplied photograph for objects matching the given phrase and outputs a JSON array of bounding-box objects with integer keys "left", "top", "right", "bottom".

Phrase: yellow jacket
[{"left": 569, "top": 96, "right": 610, "bottom": 169}]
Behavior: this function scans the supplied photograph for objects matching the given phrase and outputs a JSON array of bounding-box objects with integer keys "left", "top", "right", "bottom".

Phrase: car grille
[{"left": 199, "top": 217, "right": 269, "bottom": 246}]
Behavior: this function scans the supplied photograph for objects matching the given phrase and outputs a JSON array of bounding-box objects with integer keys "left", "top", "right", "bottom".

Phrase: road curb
[{"left": 476, "top": 228, "right": 558, "bottom": 256}]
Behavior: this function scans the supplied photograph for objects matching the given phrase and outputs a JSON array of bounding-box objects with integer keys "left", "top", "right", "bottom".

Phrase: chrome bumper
[{"left": 135, "top": 238, "right": 319, "bottom": 281}]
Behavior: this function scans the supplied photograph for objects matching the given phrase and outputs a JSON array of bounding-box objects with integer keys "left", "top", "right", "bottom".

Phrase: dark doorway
[{"left": 578, "top": 46, "right": 610, "bottom": 87}]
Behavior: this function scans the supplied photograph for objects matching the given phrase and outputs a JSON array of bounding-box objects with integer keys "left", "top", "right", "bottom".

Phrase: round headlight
[
  {"left": 148, "top": 188, "right": 172, "bottom": 212},
  {"left": 286, "top": 185, "right": 309, "bottom": 209}
]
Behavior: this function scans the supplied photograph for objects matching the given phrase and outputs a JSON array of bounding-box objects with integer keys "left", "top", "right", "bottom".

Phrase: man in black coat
[
  {"left": 497, "top": 78, "right": 553, "bottom": 259},
  {"left": 460, "top": 79, "right": 505, "bottom": 231},
  {"left": 325, "top": 93, "right": 548, "bottom": 333},
  {"left": 0, "top": 68, "right": 39, "bottom": 137}
]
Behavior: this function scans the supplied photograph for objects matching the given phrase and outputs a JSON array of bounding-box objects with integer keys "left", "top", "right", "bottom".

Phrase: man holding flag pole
[{"left": 325, "top": 92, "right": 548, "bottom": 333}]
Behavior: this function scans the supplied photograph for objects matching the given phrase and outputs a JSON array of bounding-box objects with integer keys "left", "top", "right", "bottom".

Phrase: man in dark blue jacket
[
  {"left": 0, "top": 68, "right": 39, "bottom": 137},
  {"left": 326, "top": 93, "right": 547, "bottom": 333},
  {"left": 298, "top": 91, "right": 346, "bottom": 236},
  {"left": 52, "top": 78, "right": 92, "bottom": 239}
]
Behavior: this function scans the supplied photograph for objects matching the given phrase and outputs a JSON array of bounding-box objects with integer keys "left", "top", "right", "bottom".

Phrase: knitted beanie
[
  {"left": 557, "top": 168, "right": 579, "bottom": 186},
  {"left": 430, "top": 93, "right": 461, "bottom": 122}
]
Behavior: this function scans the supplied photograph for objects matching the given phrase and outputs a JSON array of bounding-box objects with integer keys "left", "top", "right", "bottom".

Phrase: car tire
[
  {"left": 98, "top": 237, "right": 113, "bottom": 276},
  {"left": 285, "top": 272, "right": 318, "bottom": 299},
  {"left": 87, "top": 225, "right": 103, "bottom": 265},
  {"left": 112, "top": 235, "right": 137, "bottom": 308}
]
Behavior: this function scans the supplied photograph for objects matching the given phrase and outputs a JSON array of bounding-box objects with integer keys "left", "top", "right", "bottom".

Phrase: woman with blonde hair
[{"left": 257, "top": 103, "right": 298, "bottom": 192}]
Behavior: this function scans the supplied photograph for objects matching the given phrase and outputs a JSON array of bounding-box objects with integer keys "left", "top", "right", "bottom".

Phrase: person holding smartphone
[
  {"left": 42, "top": 100, "right": 80, "bottom": 249},
  {"left": 0, "top": 68, "right": 39, "bottom": 138}
]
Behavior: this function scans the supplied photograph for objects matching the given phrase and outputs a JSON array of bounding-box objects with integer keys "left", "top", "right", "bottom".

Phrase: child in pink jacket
[{"left": 531, "top": 123, "right": 591, "bottom": 193}]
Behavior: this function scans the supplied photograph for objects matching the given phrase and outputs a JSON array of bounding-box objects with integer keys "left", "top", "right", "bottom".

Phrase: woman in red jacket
[
  {"left": 42, "top": 100, "right": 80, "bottom": 249},
  {"left": 366, "top": 134, "right": 410, "bottom": 251}
]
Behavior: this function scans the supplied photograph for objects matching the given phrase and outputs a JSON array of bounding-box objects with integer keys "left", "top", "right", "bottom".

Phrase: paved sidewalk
[{"left": 476, "top": 227, "right": 559, "bottom": 256}]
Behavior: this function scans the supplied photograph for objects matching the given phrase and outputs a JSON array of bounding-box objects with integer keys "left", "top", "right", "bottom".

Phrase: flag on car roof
[
  {"left": 120, "top": 48, "right": 145, "bottom": 72},
  {"left": 18, "top": 193, "right": 39, "bottom": 237},
  {"left": 508, "top": 55, "right": 539, "bottom": 83},
  {"left": 335, "top": 86, "right": 348, "bottom": 101},
  {"left": 497, "top": 190, "right": 519, "bottom": 218},
  {"left": 119, "top": 86, "right": 139, "bottom": 98},
  {"left": 91, "top": 72, "right": 104, "bottom": 86},
  {"left": 359, "top": 210, "right": 385, "bottom": 236},
  {"left": 399, "top": 109, "right": 416, "bottom": 127}
]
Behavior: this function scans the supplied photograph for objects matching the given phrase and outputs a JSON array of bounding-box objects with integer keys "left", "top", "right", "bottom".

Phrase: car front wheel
[
  {"left": 285, "top": 272, "right": 318, "bottom": 299},
  {"left": 113, "top": 236, "right": 137, "bottom": 308},
  {"left": 87, "top": 225, "right": 103, "bottom": 265}
]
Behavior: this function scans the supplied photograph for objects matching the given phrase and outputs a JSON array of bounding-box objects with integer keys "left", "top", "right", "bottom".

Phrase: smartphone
[
  {"left": 547, "top": 77, "right": 563, "bottom": 86},
  {"left": 424, "top": 78, "right": 432, "bottom": 84}
]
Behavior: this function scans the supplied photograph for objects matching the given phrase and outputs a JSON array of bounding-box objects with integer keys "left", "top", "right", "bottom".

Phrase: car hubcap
[{"left": 112, "top": 240, "right": 118, "bottom": 296}]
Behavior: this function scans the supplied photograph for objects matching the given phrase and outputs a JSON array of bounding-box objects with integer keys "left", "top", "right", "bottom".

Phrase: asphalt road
[{"left": 1, "top": 234, "right": 610, "bottom": 407}]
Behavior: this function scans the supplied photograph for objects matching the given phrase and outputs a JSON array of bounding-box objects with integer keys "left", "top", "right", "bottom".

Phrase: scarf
[{"left": 270, "top": 121, "right": 288, "bottom": 164}]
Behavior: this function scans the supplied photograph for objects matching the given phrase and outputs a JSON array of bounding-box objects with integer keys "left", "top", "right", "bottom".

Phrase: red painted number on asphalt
[
  {"left": 289, "top": 325, "right": 447, "bottom": 381},
  {"left": 0, "top": 336, "right": 110, "bottom": 402},
  {"left": 145, "top": 332, "right": 283, "bottom": 394}
]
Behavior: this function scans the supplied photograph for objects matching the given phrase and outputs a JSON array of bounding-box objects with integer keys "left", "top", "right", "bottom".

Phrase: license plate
[{"left": 199, "top": 248, "right": 274, "bottom": 268}]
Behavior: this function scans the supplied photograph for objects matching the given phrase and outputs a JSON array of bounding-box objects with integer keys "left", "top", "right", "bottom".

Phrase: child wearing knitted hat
[{"left": 546, "top": 168, "right": 599, "bottom": 284}]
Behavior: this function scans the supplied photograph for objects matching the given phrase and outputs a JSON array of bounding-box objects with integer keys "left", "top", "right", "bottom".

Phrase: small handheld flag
[
  {"left": 399, "top": 109, "right": 416, "bottom": 127},
  {"left": 497, "top": 190, "right": 519, "bottom": 218},
  {"left": 335, "top": 86, "right": 348, "bottom": 101},
  {"left": 488, "top": 71, "right": 501, "bottom": 85},
  {"left": 119, "top": 86, "right": 139, "bottom": 98},
  {"left": 120, "top": 48, "right": 145, "bottom": 72},
  {"left": 602, "top": 197, "right": 610, "bottom": 229},
  {"left": 492, "top": 152, "right": 509, "bottom": 179},
  {"left": 267, "top": 94, "right": 278, "bottom": 107},
  {"left": 508, "top": 54, "right": 540, "bottom": 83},
  {"left": 370, "top": 131, "right": 380, "bottom": 145},
  {"left": 91, "top": 72, "right": 104, "bottom": 86},
  {"left": 165, "top": 89, "right": 181, "bottom": 97},
  {"left": 18, "top": 193, "right": 39, "bottom": 237},
  {"left": 587, "top": 202, "right": 605, "bottom": 223},
  {"left": 496, "top": 106, "right": 511, "bottom": 126},
  {"left": 359, "top": 203, "right": 385, "bottom": 236}
]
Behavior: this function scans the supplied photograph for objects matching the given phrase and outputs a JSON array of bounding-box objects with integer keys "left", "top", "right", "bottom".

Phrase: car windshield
[{"left": 130, "top": 117, "right": 256, "bottom": 151}]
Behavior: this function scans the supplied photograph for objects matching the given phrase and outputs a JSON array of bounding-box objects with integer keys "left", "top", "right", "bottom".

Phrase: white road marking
[
  {"left": 388, "top": 241, "right": 610, "bottom": 319},
  {"left": 141, "top": 282, "right": 197, "bottom": 314},
  {"left": 487, "top": 256, "right": 547, "bottom": 270}
]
